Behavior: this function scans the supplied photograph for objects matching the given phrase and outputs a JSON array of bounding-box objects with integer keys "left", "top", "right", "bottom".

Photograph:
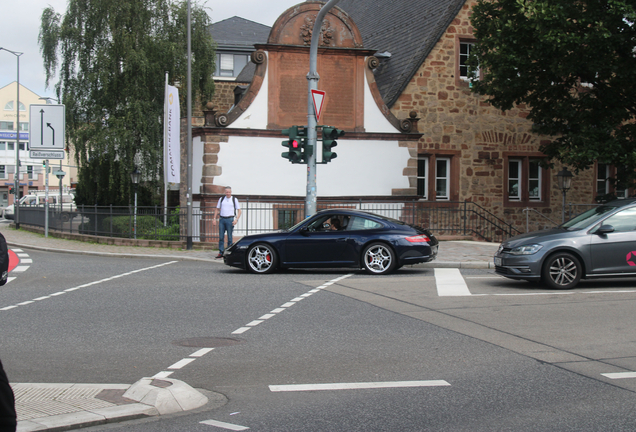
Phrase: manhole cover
[{"left": 172, "top": 337, "right": 244, "bottom": 348}]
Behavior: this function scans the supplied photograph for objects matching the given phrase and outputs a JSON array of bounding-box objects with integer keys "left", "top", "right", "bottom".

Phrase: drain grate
[{"left": 172, "top": 337, "right": 244, "bottom": 348}]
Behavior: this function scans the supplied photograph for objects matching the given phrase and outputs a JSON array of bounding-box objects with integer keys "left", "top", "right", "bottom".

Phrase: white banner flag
[{"left": 164, "top": 84, "right": 180, "bottom": 184}]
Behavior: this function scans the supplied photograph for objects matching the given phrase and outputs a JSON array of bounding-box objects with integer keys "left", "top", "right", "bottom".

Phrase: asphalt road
[{"left": 2, "top": 250, "right": 636, "bottom": 431}]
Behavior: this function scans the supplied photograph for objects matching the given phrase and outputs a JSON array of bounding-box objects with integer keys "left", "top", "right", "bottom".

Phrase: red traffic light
[{"left": 292, "top": 140, "right": 299, "bottom": 148}]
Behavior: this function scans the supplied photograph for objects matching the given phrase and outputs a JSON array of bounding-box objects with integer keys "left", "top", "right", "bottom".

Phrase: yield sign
[{"left": 311, "top": 90, "right": 326, "bottom": 122}]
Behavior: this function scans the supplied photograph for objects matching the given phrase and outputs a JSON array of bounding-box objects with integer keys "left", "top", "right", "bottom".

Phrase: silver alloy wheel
[
  {"left": 247, "top": 244, "right": 276, "bottom": 273},
  {"left": 543, "top": 252, "right": 581, "bottom": 289},
  {"left": 363, "top": 243, "right": 394, "bottom": 275}
]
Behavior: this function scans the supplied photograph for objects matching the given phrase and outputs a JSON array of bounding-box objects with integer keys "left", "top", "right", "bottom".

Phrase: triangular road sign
[{"left": 311, "top": 90, "right": 326, "bottom": 122}]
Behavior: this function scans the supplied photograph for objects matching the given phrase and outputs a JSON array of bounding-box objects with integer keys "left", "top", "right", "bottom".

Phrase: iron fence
[{"left": 16, "top": 199, "right": 523, "bottom": 243}]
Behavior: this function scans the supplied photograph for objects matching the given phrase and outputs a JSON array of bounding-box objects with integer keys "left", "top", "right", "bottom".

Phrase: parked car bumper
[{"left": 494, "top": 252, "right": 544, "bottom": 281}]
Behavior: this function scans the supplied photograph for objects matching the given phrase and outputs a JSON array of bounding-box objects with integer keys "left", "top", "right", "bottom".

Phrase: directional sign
[
  {"left": 29, "top": 104, "right": 65, "bottom": 150},
  {"left": 311, "top": 90, "right": 326, "bottom": 123}
]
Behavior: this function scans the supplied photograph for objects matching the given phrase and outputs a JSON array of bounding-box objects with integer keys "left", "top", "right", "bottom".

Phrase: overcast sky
[{"left": 0, "top": 0, "right": 301, "bottom": 101}]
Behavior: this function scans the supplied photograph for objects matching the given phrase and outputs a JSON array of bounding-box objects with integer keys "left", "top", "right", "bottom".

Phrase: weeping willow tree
[{"left": 39, "top": 0, "right": 215, "bottom": 206}]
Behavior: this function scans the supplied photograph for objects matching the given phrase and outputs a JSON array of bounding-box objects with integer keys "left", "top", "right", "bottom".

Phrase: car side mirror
[
  {"left": 596, "top": 224, "right": 615, "bottom": 235},
  {"left": 299, "top": 227, "right": 310, "bottom": 236}
]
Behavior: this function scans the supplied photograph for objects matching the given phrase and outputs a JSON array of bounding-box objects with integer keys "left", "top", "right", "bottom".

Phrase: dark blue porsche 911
[{"left": 223, "top": 208, "right": 438, "bottom": 275}]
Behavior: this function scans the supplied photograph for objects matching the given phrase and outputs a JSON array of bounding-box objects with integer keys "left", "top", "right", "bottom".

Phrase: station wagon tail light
[{"left": 405, "top": 234, "right": 430, "bottom": 243}]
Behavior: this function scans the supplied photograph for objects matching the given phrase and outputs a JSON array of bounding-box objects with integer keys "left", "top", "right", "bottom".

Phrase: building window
[
  {"left": 435, "top": 158, "right": 450, "bottom": 200},
  {"left": 3, "top": 101, "right": 26, "bottom": 111},
  {"left": 0, "top": 142, "right": 5, "bottom": 151},
  {"left": 416, "top": 156, "right": 428, "bottom": 198},
  {"left": 0, "top": 122, "right": 13, "bottom": 131},
  {"left": 459, "top": 41, "right": 479, "bottom": 81},
  {"left": 504, "top": 154, "right": 550, "bottom": 206},
  {"left": 596, "top": 163, "right": 634, "bottom": 200},
  {"left": 215, "top": 53, "right": 249, "bottom": 78},
  {"left": 19, "top": 122, "right": 28, "bottom": 131},
  {"left": 0, "top": 165, "right": 5, "bottom": 179},
  {"left": 416, "top": 152, "right": 459, "bottom": 201},
  {"left": 597, "top": 164, "right": 610, "bottom": 196},
  {"left": 528, "top": 160, "right": 542, "bottom": 201},
  {"left": 508, "top": 160, "right": 521, "bottom": 201}
]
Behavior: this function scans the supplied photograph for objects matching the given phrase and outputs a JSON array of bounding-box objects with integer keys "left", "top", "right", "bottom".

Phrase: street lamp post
[
  {"left": 0, "top": 47, "right": 23, "bottom": 229},
  {"left": 130, "top": 167, "right": 140, "bottom": 239},
  {"left": 557, "top": 168, "right": 573, "bottom": 224}
]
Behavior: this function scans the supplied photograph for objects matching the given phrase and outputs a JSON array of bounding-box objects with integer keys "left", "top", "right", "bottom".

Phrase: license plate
[{"left": 494, "top": 257, "right": 502, "bottom": 266}]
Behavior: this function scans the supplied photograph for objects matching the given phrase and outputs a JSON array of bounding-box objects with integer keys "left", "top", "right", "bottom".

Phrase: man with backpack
[{"left": 212, "top": 187, "right": 242, "bottom": 258}]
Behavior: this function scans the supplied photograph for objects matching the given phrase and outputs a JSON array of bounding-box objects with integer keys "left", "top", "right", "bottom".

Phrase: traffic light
[
  {"left": 281, "top": 126, "right": 307, "bottom": 164},
  {"left": 8, "top": 186, "right": 13, "bottom": 195},
  {"left": 320, "top": 126, "right": 344, "bottom": 164}
]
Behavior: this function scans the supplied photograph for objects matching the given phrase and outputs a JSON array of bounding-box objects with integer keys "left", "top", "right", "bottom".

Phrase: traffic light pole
[{"left": 306, "top": 0, "right": 340, "bottom": 217}]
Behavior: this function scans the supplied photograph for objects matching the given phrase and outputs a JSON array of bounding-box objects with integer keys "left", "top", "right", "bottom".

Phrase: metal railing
[{"left": 16, "top": 199, "right": 523, "bottom": 243}]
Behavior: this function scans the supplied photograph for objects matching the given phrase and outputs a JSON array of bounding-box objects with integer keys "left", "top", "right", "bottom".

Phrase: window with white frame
[
  {"left": 0, "top": 165, "right": 5, "bottom": 179},
  {"left": 506, "top": 156, "right": 547, "bottom": 204},
  {"left": 508, "top": 159, "right": 521, "bottom": 201},
  {"left": 416, "top": 156, "right": 428, "bottom": 198},
  {"left": 528, "top": 160, "right": 542, "bottom": 201},
  {"left": 597, "top": 163, "right": 610, "bottom": 196},
  {"left": 436, "top": 158, "right": 450, "bottom": 200},
  {"left": 459, "top": 41, "right": 479, "bottom": 80}
]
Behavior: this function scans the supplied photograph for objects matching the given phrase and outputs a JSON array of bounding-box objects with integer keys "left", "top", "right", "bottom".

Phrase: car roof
[{"left": 604, "top": 198, "right": 636, "bottom": 207}]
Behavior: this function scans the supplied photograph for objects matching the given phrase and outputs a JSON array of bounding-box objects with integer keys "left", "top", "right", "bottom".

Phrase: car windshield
[{"left": 561, "top": 205, "right": 617, "bottom": 230}]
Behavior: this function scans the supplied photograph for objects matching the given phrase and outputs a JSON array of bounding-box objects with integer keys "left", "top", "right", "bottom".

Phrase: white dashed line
[
  {"left": 602, "top": 372, "right": 636, "bottom": 379},
  {"left": 168, "top": 358, "right": 196, "bottom": 370},
  {"left": 154, "top": 274, "right": 355, "bottom": 380},
  {"left": 0, "top": 261, "right": 177, "bottom": 312},
  {"left": 190, "top": 348, "right": 214, "bottom": 357},
  {"left": 200, "top": 419, "right": 249, "bottom": 431}
]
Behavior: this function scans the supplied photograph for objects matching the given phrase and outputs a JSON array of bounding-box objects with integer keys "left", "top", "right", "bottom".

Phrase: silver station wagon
[{"left": 494, "top": 198, "right": 636, "bottom": 289}]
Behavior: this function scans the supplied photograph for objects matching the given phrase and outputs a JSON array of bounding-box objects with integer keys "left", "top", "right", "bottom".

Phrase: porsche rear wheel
[
  {"left": 362, "top": 243, "right": 395, "bottom": 275},
  {"left": 247, "top": 243, "right": 277, "bottom": 274}
]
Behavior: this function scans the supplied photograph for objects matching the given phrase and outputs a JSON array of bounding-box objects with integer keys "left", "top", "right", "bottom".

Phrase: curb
[{"left": 15, "top": 378, "right": 212, "bottom": 432}]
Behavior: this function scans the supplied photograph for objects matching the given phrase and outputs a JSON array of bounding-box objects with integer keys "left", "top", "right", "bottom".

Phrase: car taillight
[{"left": 405, "top": 234, "right": 430, "bottom": 243}]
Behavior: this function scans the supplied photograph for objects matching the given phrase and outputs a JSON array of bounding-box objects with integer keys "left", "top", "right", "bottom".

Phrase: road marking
[
  {"left": 270, "top": 380, "right": 451, "bottom": 392},
  {"left": 168, "top": 358, "right": 196, "bottom": 370},
  {"left": 191, "top": 348, "right": 214, "bottom": 357},
  {"left": 0, "top": 261, "right": 177, "bottom": 312},
  {"left": 602, "top": 372, "right": 636, "bottom": 379},
  {"left": 200, "top": 419, "right": 249, "bottom": 430},
  {"left": 434, "top": 268, "right": 471, "bottom": 296},
  {"left": 152, "top": 274, "right": 355, "bottom": 380}
]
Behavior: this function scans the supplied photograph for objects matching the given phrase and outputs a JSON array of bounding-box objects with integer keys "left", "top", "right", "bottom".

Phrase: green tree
[
  {"left": 469, "top": 0, "right": 636, "bottom": 190},
  {"left": 39, "top": 0, "right": 215, "bottom": 206}
]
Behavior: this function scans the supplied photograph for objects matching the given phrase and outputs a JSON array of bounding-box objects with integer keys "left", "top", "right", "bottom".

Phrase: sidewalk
[
  {"left": 0, "top": 224, "right": 499, "bottom": 268},
  {"left": 0, "top": 224, "right": 499, "bottom": 431}
]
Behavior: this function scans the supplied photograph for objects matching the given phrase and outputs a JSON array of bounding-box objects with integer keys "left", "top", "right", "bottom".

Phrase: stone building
[{"left": 184, "top": 0, "right": 632, "bottom": 242}]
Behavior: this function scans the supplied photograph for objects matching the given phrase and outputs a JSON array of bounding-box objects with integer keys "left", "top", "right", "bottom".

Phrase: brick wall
[{"left": 390, "top": 0, "right": 598, "bottom": 231}]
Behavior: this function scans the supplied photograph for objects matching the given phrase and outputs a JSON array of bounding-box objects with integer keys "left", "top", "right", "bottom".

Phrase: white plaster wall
[
  {"left": 227, "top": 52, "right": 269, "bottom": 130},
  {"left": 363, "top": 70, "right": 399, "bottom": 133},
  {"left": 214, "top": 136, "right": 410, "bottom": 197}
]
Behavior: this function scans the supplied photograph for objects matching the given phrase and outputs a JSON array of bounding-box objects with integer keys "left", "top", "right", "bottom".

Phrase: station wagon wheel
[
  {"left": 362, "top": 242, "right": 395, "bottom": 275},
  {"left": 542, "top": 252, "right": 582, "bottom": 290},
  {"left": 247, "top": 243, "right": 277, "bottom": 274}
]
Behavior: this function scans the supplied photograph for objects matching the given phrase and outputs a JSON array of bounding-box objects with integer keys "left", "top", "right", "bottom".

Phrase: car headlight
[{"left": 509, "top": 244, "right": 543, "bottom": 255}]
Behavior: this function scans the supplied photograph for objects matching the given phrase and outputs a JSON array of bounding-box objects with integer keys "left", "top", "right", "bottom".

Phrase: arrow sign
[
  {"left": 311, "top": 90, "right": 326, "bottom": 123},
  {"left": 29, "top": 104, "right": 65, "bottom": 150}
]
